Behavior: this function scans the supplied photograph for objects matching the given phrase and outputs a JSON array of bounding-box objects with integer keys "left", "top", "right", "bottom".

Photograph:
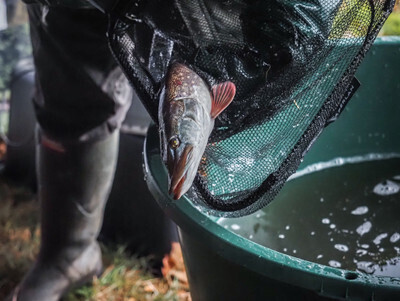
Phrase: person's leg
[
  {"left": 8, "top": 4, "right": 131, "bottom": 301},
  {"left": 11, "top": 131, "right": 119, "bottom": 301}
]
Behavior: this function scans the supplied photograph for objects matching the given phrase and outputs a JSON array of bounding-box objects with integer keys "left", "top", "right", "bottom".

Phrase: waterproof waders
[{"left": 8, "top": 131, "right": 119, "bottom": 301}]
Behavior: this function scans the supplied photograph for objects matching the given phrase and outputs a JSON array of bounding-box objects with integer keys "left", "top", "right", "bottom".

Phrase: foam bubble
[
  {"left": 351, "top": 206, "right": 369, "bottom": 215},
  {"left": 357, "top": 261, "right": 374, "bottom": 274},
  {"left": 231, "top": 224, "right": 240, "bottom": 230},
  {"left": 334, "top": 244, "right": 349, "bottom": 252},
  {"left": 329, "top": 260, "right": 341, "bottom": 268},
  {"left": 356, "top": 221, "right": 372, "bottom": 236},
  {"left": 322, "top": 218, "right": 330, "bottom": 224},
  {"left": 373, "top": 180, "right": 400, "bottom": 196},
  {"left": 373, "top": 233, "right": 388, "bottom": 245},
  {"left": 390, "top": 233, "right": 400, "bottom": 243}
]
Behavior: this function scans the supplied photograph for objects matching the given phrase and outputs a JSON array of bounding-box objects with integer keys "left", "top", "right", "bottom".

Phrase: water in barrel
[{"left": 218, "top": 155, "right": 400, "bottom": 277}]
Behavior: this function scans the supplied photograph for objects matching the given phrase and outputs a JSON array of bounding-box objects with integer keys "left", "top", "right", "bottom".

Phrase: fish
[{"left": 158, "top": 62, "right": 236, "bottom": 200}]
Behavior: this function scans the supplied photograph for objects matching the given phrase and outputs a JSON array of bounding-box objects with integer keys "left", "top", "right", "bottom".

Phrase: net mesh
[{"left": 108, "top": 0, "right": 395, "bottom": 217}]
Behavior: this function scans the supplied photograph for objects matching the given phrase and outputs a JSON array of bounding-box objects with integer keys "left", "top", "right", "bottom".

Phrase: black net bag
[{"left": 107, "top": 0, "right": 395, "bottom": 217}]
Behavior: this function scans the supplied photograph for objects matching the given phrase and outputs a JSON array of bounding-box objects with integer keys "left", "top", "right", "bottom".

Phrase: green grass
[{"left": 63, "top": 244, "right": 190, "bottom": 301}]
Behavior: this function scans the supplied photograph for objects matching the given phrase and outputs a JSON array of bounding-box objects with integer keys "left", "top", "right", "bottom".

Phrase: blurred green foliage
[
  {"left": 0, "top": 24, "right": 32, "bottom": 94},
  {"left": 329, "top": 0, "right": 400, "bottom": 39},
  {"left": 380, "top": 12, "right": 400, "bottom": 36}
]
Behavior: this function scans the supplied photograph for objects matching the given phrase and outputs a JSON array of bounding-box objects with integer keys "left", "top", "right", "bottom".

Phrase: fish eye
[{"left": 169, "top": 137, "right": 180, "bottom": 149}]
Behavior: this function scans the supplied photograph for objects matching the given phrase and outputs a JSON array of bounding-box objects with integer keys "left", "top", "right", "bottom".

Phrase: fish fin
[{"left": 211, "top": 81, "right": 236, "bottom": 119}]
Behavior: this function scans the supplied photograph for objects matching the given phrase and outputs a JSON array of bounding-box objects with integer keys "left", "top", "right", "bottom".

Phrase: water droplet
[
  {"left": 322, "top": 218, "right": 330, "bottom": 224},
  {"left": 285, "top": 225, "right": 290, "bottom": 230},
  {"left": 278, "top": 234, "right": 285, "bottom": 239},
  {"left": 317, "top": 254, "right": 323, "bottom": 259},
  {"left": 310, "top": 231, "right": 315, "bottom": 236},
  {"left": 330, "top": 224, "right": 336, "bottom": 229}
]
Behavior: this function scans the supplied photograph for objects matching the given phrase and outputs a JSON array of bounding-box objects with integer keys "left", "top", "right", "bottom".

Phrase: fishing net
[{"left": 108, "top": 0, "right": 395, "bottom": 217}]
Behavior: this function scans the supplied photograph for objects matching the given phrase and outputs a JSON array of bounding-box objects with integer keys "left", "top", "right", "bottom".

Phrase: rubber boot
[{"left": 7, "top": 130, "right": 119, "bottom": 301}]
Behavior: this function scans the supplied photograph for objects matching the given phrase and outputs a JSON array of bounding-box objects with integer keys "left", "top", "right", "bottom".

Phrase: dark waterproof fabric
[
  {"left": 108, "top": 0, "right": 395, "bottom": 217},
  {"left": 27, "top": 3, "right": 132, "bottom": 143}
]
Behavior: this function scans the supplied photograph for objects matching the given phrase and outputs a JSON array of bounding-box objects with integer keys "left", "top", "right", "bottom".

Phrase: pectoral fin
[{"left": 210, "top": 81, "right": 236, "bottom": 119}]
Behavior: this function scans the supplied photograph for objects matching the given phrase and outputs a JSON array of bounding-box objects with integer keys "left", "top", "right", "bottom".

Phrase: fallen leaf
[{"left": 162, "top": 242, "right": 189, "bottom": 289}]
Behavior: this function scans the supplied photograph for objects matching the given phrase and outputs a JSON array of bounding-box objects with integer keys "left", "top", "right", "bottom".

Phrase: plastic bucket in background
[{"left": 143, "top": 37, "right": 400, "bottom": 300}]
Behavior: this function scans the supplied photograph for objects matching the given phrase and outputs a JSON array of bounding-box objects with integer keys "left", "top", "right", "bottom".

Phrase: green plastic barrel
[{"left": 143, "top": 37, "right": 400, "bottom": 301}]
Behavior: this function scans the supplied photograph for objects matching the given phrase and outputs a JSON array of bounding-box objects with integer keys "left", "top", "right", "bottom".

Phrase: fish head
[
  {"left": 160, "top": 118, "right": 207, "bottom": 200},
  {"left": 158, "top": 62, "right": 212, "bottom": 200}
]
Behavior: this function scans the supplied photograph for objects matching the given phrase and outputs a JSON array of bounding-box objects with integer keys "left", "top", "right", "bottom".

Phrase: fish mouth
[{"left": 168, "top": 144, "right": 194, "bottom": 200}]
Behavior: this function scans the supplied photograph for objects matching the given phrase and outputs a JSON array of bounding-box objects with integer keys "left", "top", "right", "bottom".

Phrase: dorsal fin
[{"left": 210, "top": 81, "right": 236, "bottom": 119}]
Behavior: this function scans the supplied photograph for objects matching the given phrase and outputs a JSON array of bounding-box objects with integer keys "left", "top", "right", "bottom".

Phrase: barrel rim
[
  {"left": 143, "top": 37, "right": 400, "bottom": 299},
  {"left": 144, "top": 125, "right": 400, "bottom": 300}
]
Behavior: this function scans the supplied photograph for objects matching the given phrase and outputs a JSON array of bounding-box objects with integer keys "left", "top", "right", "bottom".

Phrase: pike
[{"left": 159, "top": 62, "right": 236, "bottom": 200}]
